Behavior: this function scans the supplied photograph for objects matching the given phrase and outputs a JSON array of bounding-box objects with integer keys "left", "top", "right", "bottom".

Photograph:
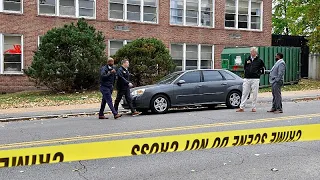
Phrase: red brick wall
[{"left": 0, "top": 0, "right": 272, "bottom": 92}]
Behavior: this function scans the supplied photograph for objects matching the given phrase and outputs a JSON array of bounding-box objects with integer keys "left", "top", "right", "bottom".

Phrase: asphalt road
[{"left": 0, "top": 100, "right": 320, "bottom": 180}]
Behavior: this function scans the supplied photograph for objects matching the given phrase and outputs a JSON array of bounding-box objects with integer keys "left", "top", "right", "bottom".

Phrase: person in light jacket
[{"left": 266, "top": 53, "right": 286, "bottom": 114}]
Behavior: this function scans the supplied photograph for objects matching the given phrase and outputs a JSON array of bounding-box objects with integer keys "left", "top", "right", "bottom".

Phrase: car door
[
  {"left": 201, "top": 70, "right": 228, "bottom": 103},
  {"left": 173, "top": 71, "right": 202, "bottom": 105}
]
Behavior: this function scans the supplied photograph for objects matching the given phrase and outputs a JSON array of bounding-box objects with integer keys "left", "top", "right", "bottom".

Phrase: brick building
[{"left": 0, "top": 0, "right": 272, "bottom": 92}]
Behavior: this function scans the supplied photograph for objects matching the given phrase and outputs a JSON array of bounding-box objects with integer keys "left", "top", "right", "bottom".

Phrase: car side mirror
[{"left": 177, "top": 80, "right": 185, "bottom": 86}]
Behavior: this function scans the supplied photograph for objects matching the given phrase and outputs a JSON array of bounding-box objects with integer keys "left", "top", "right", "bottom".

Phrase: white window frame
[
  {"left": 0, "top": 34, "right": 24, "bottom": 75},
  {"left": 170, "top": 43, "right": 214, "bottom": 71},
  {"left": 170, "top": 0, "right": 215, "bottom": 28},
  {"left": 108, "top": 39, "right": 131, "bottom": 56},
  {"left": 37, "top": 0, "right": 96, "bottom": 19},
  {"left": 108, "top": 0, "right": 159, "bottom": 24},
  {"left": 225, "top": 0, "right": 263, "bottom": 31},
  {"left": 0, "top": 0, "right": 23, "bottom": 14}
]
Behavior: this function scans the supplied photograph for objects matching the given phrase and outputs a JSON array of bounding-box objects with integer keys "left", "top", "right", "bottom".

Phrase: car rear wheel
[
  {"left": 226, "top": 91, "right": 241, "bottom": 109},
  {"left": 151, "top": 95, "right": 170, "bottom": 114}
]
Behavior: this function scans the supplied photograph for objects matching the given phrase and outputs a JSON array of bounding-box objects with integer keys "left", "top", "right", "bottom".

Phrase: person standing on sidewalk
[
  {"left": 99, "top": 58, "right": 122, "bottom": 119},
  {"left": 114, "top": 59, "right": 141, "bottom": 117},
  {"left": 266, "top": 53, "right": 286, "bottom": 114},
  {"left": 237, "top": 47, "right": 266, "bottom": 112}
]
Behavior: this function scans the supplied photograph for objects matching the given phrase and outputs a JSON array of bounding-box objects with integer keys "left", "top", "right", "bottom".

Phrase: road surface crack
[{"left": 74, "top": 161, "right": 89, "bottom": 180}]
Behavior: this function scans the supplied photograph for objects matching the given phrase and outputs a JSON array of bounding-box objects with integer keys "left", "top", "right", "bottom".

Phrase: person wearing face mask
[
  {"left": 265, "top": 53, "right": 286, "bottom": 114},
  {"left": 98, "top": 57, "right": 122, "bottom": 119}
]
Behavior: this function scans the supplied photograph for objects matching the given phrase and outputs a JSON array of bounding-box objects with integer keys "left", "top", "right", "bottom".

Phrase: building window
[
  {"left": 170, "top": 44, "right": 183, "bottom": 71},
  {"left": 170, "top": 0, "right": 214, "bottom": 27},
  {"left": 109, "top": 40, "right": 131, "bottom": 56},
  {"left": 200, "top": 45, "right": 212, "bottom": 69},
  {"left": 0, "top": 0, "right": 22, "bottom": 13},
  {"left": 109, "top": 0, "right": 158, "bottom": 23},
  {"left": 38, "top": 0, "right": 95, "bottom": 18},
  {"left": 170, "top": 43, "right": 214, "bottom": 71},
  {"left": 225, "top": 0, "right": 262, "bottom": 30},
  {"left": 0, "top": 34, "right": 23, "bottom": 74}
]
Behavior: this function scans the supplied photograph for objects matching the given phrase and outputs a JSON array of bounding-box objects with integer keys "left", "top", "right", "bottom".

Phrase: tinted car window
[
  {"left": 178, "top": 71, "right": 201, "bottom": 84},
  {"left": 203, "top": 70, "right": 223, "bottom": 82},
  {"left": 220, "top": 70, "right": 236, "bottom": 80},
  {"left": 158, "top": 71, "right": 184, "bottom": 84}
]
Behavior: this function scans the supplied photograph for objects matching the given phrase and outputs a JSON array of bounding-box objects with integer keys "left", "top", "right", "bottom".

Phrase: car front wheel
[
  {"left": 226, "top": 91, "right": 241, "bottom": 109},
  {"left": 151, "top": 95, "right": 170, "bottom": 114}
]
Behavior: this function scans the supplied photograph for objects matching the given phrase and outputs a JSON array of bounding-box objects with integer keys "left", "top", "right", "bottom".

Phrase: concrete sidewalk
[{"left": 0, "top": 90, "right": 319, "bottom": 122}]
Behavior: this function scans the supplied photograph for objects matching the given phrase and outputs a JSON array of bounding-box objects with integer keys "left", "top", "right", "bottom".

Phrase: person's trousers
[
  {"left": 99, "top": 86, "right": 118, "bottom": 116},
  {"left": 271, "top": 81, "right": 283, "bottom": 111},
  {"left": 240, "top": 78, "right": 260, "bottom": 109},
  {"left": 114, "top": 88, "right": 135, "bottom": 113}
]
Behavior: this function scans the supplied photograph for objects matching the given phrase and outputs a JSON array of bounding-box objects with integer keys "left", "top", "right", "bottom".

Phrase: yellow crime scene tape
[{"left": 0, "top": 124, "right": 320, "bottom": 168}]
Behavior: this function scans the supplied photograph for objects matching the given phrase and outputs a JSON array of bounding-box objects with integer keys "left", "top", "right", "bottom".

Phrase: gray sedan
[{"left": 122, "top": 69, "right": 243, "bottom": 114}]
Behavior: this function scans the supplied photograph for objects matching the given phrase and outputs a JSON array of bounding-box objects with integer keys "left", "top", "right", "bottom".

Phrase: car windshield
[{"left": 157, "top": 72, "right": 184, "bottom": 84}]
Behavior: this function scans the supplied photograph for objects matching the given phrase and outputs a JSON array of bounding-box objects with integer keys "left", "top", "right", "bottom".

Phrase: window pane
[
  {"left": 127, "top": 4, "right": 140, "bottom": 21},
  {"left": 201, "top": 45, "right": 212, "bottom": 69},
  {"left": 170, "top": 9, "right": 183, "bottom": 24},
  {"left": 79, "top": 0, "right": 94, "bottom": 17},
  {"left": 110, "top": 3, "right": 124, "bottom": 19},
  {"left": 3, "top": 36, "right": 22, "bottom": 72},
  {"left": 201, "top": 60, "right": 211, "bottom": 69},
  {"left": 60, "top": 0, "right": 75, "bottom": 16},
  {"left": 127, "top": 0, "right": 140, "bottom": 5},
  {"left": 186, "top": 45, "right": 198, "bottom": 70},
  {"left": 3, "top": 0, "right": 21, "bottom": 12},
  {"left": 186, "top": 45, "right": 198, "bottom": 60},
  {"left": 238, "top": 0, "right": 248, "bottom": 28},
  {"left": 186, "top": 0, "right": 198, "bottom": 26},
  {"left": 110, "top": 41, "right": 124, "bottom": 56},
  {"left": 251, "top": 0, "right": 262, "bottom": 29},
  {"left": 225, "top": 0, "right": 236, "bottom": 27},
  {"left": 110, "top": 0, "right": 123, "bottom": 3},
  {"left": 201, "top": 0, "right": 213, "bottom": 26},
  {"left": 170, "top": 0, "right": 183, "bottom": 25},
  {"left": 144, "top": 6, "right": 156, "bottom": 22},
  {"left": 39, "top": 0, "right": 56, "bottom": 14},
  {"left": 144, "top": 0, "right": 156, "bottom": 6},
  {"left": 179, "top": 71, "right": 201, "bottom": 83},
  {"left": 203, "top": 71, "right": 223, "bottom": 82},
  {"left": 220, "top": 70, "right": 236, "bottom": 80},
  {"left": 171, "top": 44, "right": 183, "bottom": 71}
]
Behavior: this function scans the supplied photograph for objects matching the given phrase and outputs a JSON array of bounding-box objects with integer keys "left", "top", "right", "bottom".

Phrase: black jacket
[
  {"left": 116, "top": 66, "right": 130, "bottom": 90},
  {"left": 244, "top": 56, "right": 266, "bottom": 79},
  {"left": 100, "top": 65, "right": 116, "bottom": 87}
]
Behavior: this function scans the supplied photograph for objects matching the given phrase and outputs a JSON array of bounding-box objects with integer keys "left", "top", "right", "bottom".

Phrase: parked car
[{"left": 121, "top": 69, "right": 243, "bottom": 114}]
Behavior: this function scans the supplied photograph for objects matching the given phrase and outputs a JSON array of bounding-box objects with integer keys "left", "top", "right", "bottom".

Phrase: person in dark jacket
[
  {"left": 237, "top": 47, "right": 266, "bottom": 112},
  {"left": 99, "top": 58, "right": 122, "bottom": 119},
  {"left": 114, "top": 59, "right": 141, "bottom": 117}
]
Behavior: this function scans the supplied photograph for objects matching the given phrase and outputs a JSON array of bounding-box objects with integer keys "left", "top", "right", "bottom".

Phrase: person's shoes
[
  {"left": 132, "top": 111, "right": 142, "bottom": 117},
  {"left": 267, "top": 109, "right": 276, "bottom": 112},
  {"left": 251, "top": 108, "right": 257, "bottom": 112},
  {"left": 236, "top": 108, "right": 244, "bottom": 112},
  {"left": 99, "top": 116, "right": 108, "bottom": 119},
  {"left": 114, "top": 114, "right": 122, "bottom": 119},
  {"left": 274, "top": 110, "right": 283, "bottom": 114}
]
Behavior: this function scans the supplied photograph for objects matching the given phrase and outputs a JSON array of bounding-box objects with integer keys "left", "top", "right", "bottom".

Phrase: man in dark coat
[
  {"left": 114, "top": 59, "right": 141, "bottom": 117},
  {"left": 99, "top": 58, "right": 122, "bottom": 119}
]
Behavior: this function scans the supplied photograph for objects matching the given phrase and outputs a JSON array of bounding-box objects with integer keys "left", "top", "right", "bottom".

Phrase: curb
[
  {"left": 1, "top": 96, "right": 319, "bottom": 122},
  {"left": 0, "top": 110, "right": 130, "bottom": 123},
  {"left": 292, "top": 96, "right": 320, "bottom": 102}
]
